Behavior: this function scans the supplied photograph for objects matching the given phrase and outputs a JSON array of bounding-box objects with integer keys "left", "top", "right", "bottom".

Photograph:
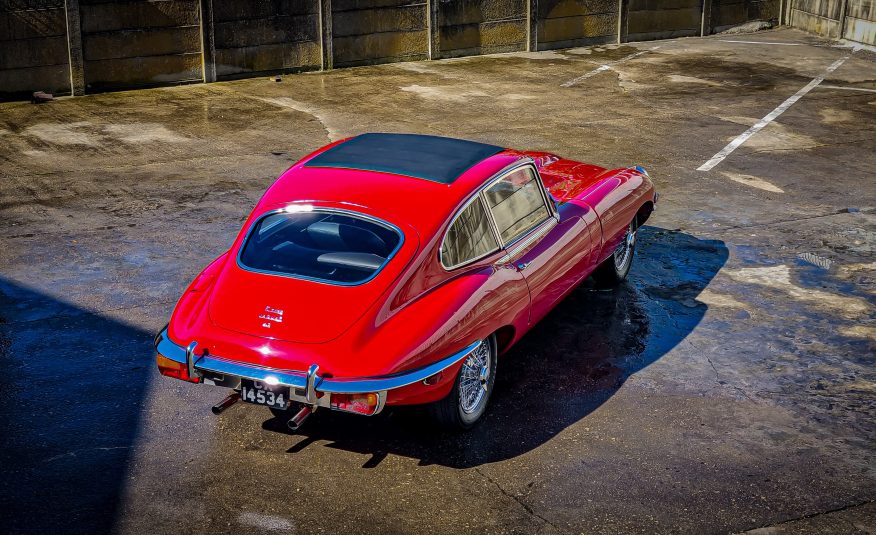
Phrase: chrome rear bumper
[{"left": 154, "top": 328, "right": 480, "bottom": 414}]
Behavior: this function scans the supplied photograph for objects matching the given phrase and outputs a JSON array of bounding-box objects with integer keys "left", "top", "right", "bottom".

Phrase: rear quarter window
[
  {"left": 441, "top": 197, "right": 499, "bottom": 269},
  {"left": 238, "top": 210, "right": 402, "bottom": 285}
]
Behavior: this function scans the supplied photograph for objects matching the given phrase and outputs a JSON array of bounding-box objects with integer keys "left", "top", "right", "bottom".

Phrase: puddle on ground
[
  {"left": 725, "top": 264, "right": 872, "bottom": 319},
  {"left": 21, "top": 121, "right": 189, "bottom": 148},
  {"left": 399, "top": 84, "right": 489, "bottom": 102}
]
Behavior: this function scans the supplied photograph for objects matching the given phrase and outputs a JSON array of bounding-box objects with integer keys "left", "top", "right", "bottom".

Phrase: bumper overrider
[{"left": 154, "top": 328, "right": 481, "bottom": 416}]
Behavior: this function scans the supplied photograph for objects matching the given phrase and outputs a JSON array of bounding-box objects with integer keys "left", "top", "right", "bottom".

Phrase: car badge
[{"left": 259, "top": 306, "right": 284, "bottom": 328}]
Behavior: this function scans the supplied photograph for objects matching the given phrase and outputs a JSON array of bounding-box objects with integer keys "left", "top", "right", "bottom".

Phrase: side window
[
  {"left": 441, "top": 198, "right": 499, "bottom": 268},
  {"left": 484, "top": 167, "right": 550, "bottom": 244}
]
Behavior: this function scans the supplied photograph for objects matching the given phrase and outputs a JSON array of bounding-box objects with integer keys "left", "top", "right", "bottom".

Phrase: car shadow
[
  {"left": 260, "top": 226, "right": 729, "bottom": 468},
  {"left": 0, "top": 277, "right": 156, "bottom": 534}
]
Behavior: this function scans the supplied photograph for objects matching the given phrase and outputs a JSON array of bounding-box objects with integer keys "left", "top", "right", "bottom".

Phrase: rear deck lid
[{"left": 208, "top": 207, "right": 416, "bottom": 343}]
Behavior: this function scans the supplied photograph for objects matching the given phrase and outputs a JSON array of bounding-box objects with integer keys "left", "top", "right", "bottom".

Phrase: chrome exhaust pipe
[
  {"left": 211, "top": 392, "right": 240, "bottom": 414},
  {"left": 287, "top": 405, "right": 313, "bottom": 431}
]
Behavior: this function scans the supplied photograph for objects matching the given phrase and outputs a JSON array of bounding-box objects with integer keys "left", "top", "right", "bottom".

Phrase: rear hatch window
[{"left": 238, "top": 209, "right": 403, "bottom": 285}]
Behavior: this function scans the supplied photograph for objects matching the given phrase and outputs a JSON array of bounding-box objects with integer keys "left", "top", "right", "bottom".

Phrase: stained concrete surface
[{"left": 0, "top": 27, "right": 874, "bottom": 534}]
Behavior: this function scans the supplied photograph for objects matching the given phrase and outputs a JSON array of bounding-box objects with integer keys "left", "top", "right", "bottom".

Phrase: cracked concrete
[{"left": 0, "top": 28, "right": 874, "bottom": 535}]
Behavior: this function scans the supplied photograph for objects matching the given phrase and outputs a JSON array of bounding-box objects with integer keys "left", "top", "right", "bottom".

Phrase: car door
[{"left": 483, "top": 163, "right": 597, "bottom": 325}]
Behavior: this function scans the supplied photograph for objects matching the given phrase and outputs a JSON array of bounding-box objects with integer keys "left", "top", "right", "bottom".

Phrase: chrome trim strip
[
  {"left": 305, "top": 364, "right": 319, "bottom": 403},
  {"left": 480, "top": 192, "right": 503, "bottom": 247},
  {"left": 155, "top": 328, "right": 481, "bottom": 395},
  {"left": 497, "top": 216, "right": 557, "bottom": 264},
  {"left": 235, "top": 206, "right": 405, "bottom": 287},
  {"left": 198, "top": 354, "right": 309, "bottom": 388},
  {"left": 185, "top": 341, "right": 199, "bottom": 379}
]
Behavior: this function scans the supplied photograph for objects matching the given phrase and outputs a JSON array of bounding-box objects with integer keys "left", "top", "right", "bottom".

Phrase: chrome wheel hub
[
  {"left": 614, "top": 224, "right": 635, "bottom": 270},
  {"left": 460, "top": 342, "right": 491, "bottom": 414}
]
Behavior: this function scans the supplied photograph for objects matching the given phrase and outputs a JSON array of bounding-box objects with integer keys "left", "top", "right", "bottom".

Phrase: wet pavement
[{"left": 1, "top": 27, "right": 874, "bottom": 534}]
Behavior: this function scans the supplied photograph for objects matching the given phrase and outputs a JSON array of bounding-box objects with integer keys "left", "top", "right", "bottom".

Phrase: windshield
[{"left": 238, "top": 209, "right": 403, "bottom": 285}]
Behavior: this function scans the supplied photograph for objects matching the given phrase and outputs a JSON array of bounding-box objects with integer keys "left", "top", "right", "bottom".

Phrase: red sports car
[{"left": 155, "top": 133, "right": 656, "bottom": 430}]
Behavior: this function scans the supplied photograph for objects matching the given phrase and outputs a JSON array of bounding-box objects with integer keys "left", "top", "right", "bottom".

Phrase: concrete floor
[{"left": 0, "top": 27, "right": 874, "bottom": 534}]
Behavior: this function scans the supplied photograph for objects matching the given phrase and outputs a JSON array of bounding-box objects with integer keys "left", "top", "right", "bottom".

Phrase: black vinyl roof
[{"left": 304, "top": 133, "right": 504, "bottom": 184}]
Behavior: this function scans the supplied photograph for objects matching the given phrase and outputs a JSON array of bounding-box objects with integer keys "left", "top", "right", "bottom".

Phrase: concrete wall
[
  {"left": 210, "top": 0, "right": 321, "bottom": 79},
  {"left": 439, "top": 0, "right": 527, "bottom": 57},
  {"left": 788, "top": 0, "right": 874, "bottom": 45},
  {"left": 625, "top": 0, "right": 703, "bottom": 42},
  {"left": 789, "top": 0, "right": 842, "bottom": 38},
  {"left": 0, "top": 0, "right": 70, "bottom": 99},
  {"left": 332, "top": 0, "right": 428, "bottom": 67},
  {"left": 536, "top": 0, "right": 617, "bottom": 50},
  {"left": 841, "top": 0, "right": 875, "bottom": 44},
  {"left": 0, "top": 0, "right": 791, "bottom": 100},
  {"left": 79, "top": 0, "right": 203, "bottom": 91}
]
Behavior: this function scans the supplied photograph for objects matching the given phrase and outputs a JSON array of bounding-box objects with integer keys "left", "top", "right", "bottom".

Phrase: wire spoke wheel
[
  {"left": 613, "top": 221, "right": 636, "bottom": 271},
  {"left": 429, "top": 335, "right": 497, "bottom": 430},
  {"left": 459, "top": 341, "right": 491, "bottom": 414}
]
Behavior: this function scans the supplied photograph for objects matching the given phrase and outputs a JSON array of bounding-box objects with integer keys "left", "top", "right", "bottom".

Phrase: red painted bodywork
[{"left": 166, "top": 141, "right": 656, "bottom": 406}]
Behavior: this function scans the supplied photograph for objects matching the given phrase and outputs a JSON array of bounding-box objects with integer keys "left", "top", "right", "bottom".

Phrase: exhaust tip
[
  {"left": 211, "top": 392, "right": 240, "bottom": 415},
  {"left": 287, "top": 405, "right": 313, "bottom": 432}
]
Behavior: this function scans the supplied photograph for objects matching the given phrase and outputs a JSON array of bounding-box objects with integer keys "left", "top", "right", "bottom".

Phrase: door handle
[{"left": 516, "top": 262, "right": 530, "bottom": 271}]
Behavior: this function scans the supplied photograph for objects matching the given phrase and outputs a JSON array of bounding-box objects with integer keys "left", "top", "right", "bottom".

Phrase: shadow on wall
[
  {"left": 0, "top": 277, "right": 156, "bottom": 534},
  {"left": 0, "top": 0, "right": 71, "bottom": 99},
  {"left": 260, "top": 226, "right": 729, "bottom": 468},
  {"left": 5, "top": 0, "right": 64, "bottom": 36}
]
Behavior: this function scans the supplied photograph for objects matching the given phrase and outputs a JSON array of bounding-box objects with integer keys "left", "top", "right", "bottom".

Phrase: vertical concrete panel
[
  {"left": 211, "top": 0, "right": 320, "bottom": 79},
  {"left": 437, "top": 0, "right": 527, "bottom": 58},
  {"left": 536, "top": 0, "right": 617, "bottom": 50},
  {"left": 625, "top": 0, "right": 703, "bottom": 41},
  {"left": 66, "top": 0, "right": 86, "bottom": 94},
  {"left": 429, "top": 0, "right": 440, "bottom": 58},
  {"left": 321, "top": 0, "right": 332, "bottom": 69},
  {"left": 788, "top": 0, "right": 842, "bottom": 37},
  {"left": 0, "top": 0, "right": 71, "bottom": 99},
  {"left": 79, "top": 0, "right": 203, "bottom": 91},
  {"left": 201, "top": 0, "right": 216, "bottom": 82},
  {"left": 842, "top": 0, "right": 876, "bottom": 45},
  {"left": 331, "top": 0, "right": 428, "bottom": 67}
]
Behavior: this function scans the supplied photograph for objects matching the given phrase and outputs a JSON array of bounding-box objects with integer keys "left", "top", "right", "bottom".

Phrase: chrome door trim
[{"left": 495, "top": 216, "right": 558, "bottom": 264}]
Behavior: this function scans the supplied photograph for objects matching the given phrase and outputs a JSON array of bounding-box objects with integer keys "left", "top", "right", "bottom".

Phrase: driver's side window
[{"left": 483, "top": 166, "right": 550, "bottom": 244}]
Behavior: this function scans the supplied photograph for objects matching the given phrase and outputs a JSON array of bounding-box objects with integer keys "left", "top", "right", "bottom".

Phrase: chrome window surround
[
  {"left": 155, "top": 327, "right": 482, "bottom": 415},
  {"left": 235, "top": 206, "right": 405, "bottom": 287},
  {"left": 439, "top": 159, "right": 557, "bottom": 271}
]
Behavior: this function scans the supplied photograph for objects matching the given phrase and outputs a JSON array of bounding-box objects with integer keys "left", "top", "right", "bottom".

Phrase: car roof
[
  {"left": 257, "top": 135, "right": 527, "bottom": 239},
  {"left": 304, "top": 133, "right": 504, "bottom": 185}
]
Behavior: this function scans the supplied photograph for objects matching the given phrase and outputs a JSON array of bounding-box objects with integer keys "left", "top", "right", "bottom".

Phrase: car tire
[
  {"left": 428, "top": 334, "right": 497, "bottom": 431},
  {"left": 592, "top": 219, "right": 636, "bottom": 286}
]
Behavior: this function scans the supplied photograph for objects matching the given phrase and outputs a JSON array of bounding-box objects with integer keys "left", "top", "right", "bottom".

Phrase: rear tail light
[
  {"left": 331, "top": 393, "right": 380, "bottom": 415},
  {"left": 156, "top": 354, "right": 200, "bottom": 383}
]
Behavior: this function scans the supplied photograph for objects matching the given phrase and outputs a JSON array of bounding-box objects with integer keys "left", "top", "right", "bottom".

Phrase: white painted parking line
[
  {"left": 697, "top": 55, "right": 851, "bottom": 172},
  {"left": 818, "top": 85, "right": 876, "bottom": 93},
  {"left": 718, "top": 39, "right": 803, "bottom": 46},
  {"left": 561, "top": 47, "right": 659, "bottom": 87}
]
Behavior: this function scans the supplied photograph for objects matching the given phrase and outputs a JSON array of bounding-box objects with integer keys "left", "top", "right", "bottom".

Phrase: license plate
[{"left": 240, "top": 379, "right": 289, "bottom": 410}]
